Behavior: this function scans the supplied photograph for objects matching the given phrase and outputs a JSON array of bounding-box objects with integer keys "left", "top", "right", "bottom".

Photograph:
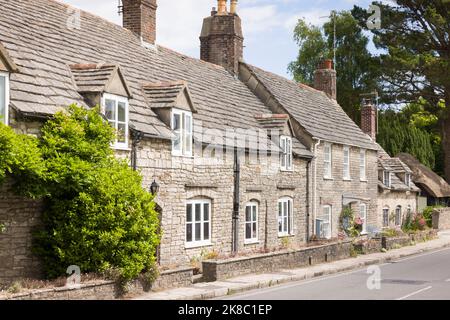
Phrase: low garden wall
[
  {"left": 382, "top": 229, "right": 437, "bottom": 250},
  {"left": 0, "top": 266, "right": 193, "bottom": 300},
  {"left": 202, "top": 240, "right": 353, "bottom": 282},
  {"left": 432, "top": 208, "right": 450, "bottom": 230},
  {"left": 353, "top": 238, "right": 382, "bottom": 254}
]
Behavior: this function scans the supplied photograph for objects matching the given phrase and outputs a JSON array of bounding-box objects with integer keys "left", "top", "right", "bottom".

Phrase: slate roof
[
  {"left": 243, "top": 64, "right": 379, "bottom": 150},
  {"left": 0, "top": 0, "right": 313, "bottom": 156},
  {"left": 378, "top": 152, "right": 419, "bottom": 192}
]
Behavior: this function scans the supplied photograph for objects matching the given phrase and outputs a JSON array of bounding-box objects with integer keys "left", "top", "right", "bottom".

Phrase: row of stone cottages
[{"left": 0, "top": 0, "right": 438, "bottom": 282}]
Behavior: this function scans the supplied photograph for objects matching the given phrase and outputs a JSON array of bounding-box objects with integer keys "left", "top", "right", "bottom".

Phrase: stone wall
[
  {"left": 202, "top": 240, "right": 352, "bottom": 282},
  {"left": 134, "top": 138, "right": 309, "bottom": 267},
  {"left": 432, "top": 208, "right": 450, "bottom": 230},
  {"left": 313, "top": 143, "right": 379, "bottom": 238},
  {"left": 382, "top": 229, "right": 437, "bottom": 250},
  {"left": 0, "top": 180, "right": 44, "bottom": 285},
  {"left": 353, "top": 237, "right": 382, "bottom": 254},
  {"left": 0, "top": 267, "right": 193, "bottom": 300}
]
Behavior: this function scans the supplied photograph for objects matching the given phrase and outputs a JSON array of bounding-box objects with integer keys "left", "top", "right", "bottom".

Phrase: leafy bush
[
  {"left": 381, "top": 228, "right": 404, "bottom": 238},
  {"left": 0, "top": 122, "right": 45, "bottom": 197},
  {"left": 28, "top": 105, "right": 160, "bottom": 282},
  {"left": 422, "top": 206, "right": 441, "bottom": 228}
]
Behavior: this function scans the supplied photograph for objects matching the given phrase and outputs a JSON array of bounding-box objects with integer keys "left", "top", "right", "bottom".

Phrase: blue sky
[{"left": 61, "top": 0, "right": 380, "bottom": 78}]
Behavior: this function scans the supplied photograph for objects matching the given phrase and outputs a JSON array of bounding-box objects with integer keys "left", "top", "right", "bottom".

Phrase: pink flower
[{"left": 354, "top": 217, "right": 363, "bottom": 226}]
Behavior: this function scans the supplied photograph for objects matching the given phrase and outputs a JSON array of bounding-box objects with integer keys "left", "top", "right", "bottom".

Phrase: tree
[
  {"left": 352, "top": 1, "right": 450, "bottom": 181},
  {"left": 289, "top": 12, "right": 381, "bottom": 123},
  {"left": 377, "top": 108, "right": 436, "bottom": 170}
]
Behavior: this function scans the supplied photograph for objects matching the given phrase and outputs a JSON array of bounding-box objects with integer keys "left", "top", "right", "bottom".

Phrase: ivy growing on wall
[{"left": 0, "top": 105, "right": 160, "bottom": 284}]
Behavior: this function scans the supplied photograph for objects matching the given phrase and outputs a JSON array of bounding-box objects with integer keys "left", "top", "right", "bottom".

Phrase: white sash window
[{"left": 0, "top": 72, "right": 9, "bottom": 125}]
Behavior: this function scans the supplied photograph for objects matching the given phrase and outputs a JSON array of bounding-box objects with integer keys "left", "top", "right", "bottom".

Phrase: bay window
[
  {"left": 343, "top": 146, "right": 350, "bottom": 180},
  {"left": 245, "top": 202, "right": 258, "bottom": 244},
  {"left": 186, "top": 199, "right": 211, "bottom": 247},
  {"left": 172, "top": 109, "right": 193, "bottom": 157},
  {"left": 0, "top": 72, "right": 9, "bottom": 125},
  {"left": 280, "top": 136, "right": 293, "bottom": 171},
  {"left": 102, "top": 93, "right": 129, "bottom": 149},
  {"left": 278, "top": 197, "right": 294, "bottom": 236},
  {"left": 324, "top": 143, "right": 332, "bottom": 179}
]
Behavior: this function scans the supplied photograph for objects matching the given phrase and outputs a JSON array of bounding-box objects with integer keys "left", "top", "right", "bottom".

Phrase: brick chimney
[
  {"left": 314, "top": 59, "right": 337, "bottom": 100},
  {"left": 122, "top": 0, "right": 157, "bottom": 45},
  {"left": 361, "top": 99, "right": 377, "bottom": 141},
  {"left": 200, "top": 0, "right": 244, "bottom": 74}
]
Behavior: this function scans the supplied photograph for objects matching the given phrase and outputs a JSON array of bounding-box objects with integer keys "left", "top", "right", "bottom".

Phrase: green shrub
[
  {"left": 422, "top": 206, "right": 441, "bottom": 228},
  {"left": 0, "top": 123, "right": 45, "bottom": 197},
  {"left": 29, "top": 105, "right": 160, "bottom": 283}
]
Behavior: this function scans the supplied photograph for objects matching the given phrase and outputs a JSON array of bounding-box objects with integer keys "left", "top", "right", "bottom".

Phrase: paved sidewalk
[{"left": 132, "top": 231, "right": 450, "bottom": 300}]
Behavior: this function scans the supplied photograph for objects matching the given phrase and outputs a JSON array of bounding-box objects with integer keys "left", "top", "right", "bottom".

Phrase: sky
[{"left": 61, "top": 0, "right": 379, "bottom": 78}]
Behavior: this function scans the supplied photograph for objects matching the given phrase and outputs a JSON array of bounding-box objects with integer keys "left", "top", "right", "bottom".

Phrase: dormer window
[
  {"left": 280, "top": 136, "right": 292, "bottom": 171},
  {"left": 102, "top": 93, "right": 129, "bottom": 149},
  {"left": 383, "top": 171, "right": 391, "bottom": 188},
  {"left": 172, "top": 109, "right": 193, "bottom": 157},
  {"left": 405, "top": 173, "right": 411, "bottom": 187},
  {"left": 0, "top": 72, "right": 9, "bottom": 125}
]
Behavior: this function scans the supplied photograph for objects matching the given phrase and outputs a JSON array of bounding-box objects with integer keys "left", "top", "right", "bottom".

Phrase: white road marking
[{"left": 396, "top": 286, "right": 433, "bottom": 300}]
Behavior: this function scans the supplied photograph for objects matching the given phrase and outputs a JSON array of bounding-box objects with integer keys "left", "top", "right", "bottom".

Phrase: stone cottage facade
[
  {"left": 1, "top": 0, "right": 383, "bottom": 282},
  {"left": 360, "top": 100, "right": 420, "bottom": 230}
]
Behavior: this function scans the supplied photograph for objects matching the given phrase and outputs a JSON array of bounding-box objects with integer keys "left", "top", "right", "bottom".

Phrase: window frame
[
  {"left": 360, "top": 149, "right": 366, "bottom": 181},
  {"left": 245, "top": 202, "right": 259, "bottom": 244},
  {"left": 102, "top": 93, "right": 129, "bottom": 150},
  {"left": 382, "top": 207, "right": 389, "bottom": 227},
  {"left": 316, "top": 205, "right": 332, "bottom": 239},
  {"left": 383, "top": 171, "right": 391, "bottom": 188},
  {"left": 360, "top": 203, "right": 367, "bottom": 234},
  {"left": 280, "top": 136, "right": 293, "bottom": 171},
  {"left": 323, "top": 143, "right": 333, "bottom": 179},
  {"left": 171, "top": 108, "right": 193, "bottom": 157},
  {"left": 278, "top": 197, "right": 294, "bottom": 237},
  {"left": 405, "top": 173, "right": 411, "bottom": 187},
  {"left": 185, "top": 199, "right": 212, "bottom": 248},
  {"left": 395, "top": 206, "right": 402, "bottom": 226},
  {"left": 0, "top": 71, "right": 10, "bottom": 125},
  {"left": 343, "top": 146, "right": 351, "bottom": 180}
]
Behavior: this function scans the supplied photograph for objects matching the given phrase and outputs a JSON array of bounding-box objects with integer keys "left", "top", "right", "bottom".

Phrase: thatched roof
[{"left": 397, "top": 153, "right": 450, "bottom": 198}]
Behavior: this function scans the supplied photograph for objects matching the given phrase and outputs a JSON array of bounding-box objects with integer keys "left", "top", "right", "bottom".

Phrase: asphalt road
[{"left": 223, "top": 247, "right": 450, "bottom": 300}]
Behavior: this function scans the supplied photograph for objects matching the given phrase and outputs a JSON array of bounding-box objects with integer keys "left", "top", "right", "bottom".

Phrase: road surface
[{"left": 222, "top": 247, "right": 450, "bottom": 300}]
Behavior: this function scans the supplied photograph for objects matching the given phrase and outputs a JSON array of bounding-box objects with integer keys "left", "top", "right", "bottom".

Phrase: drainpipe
[
  {"left": 131, "top": 131, "right": 144, "bottom": 171},
  {"left": 306, "top": 158, "right": 312, "bottom": 242},
  {"left": 232, "top": 149, "right": 240, "bottom": 255},
  {"left": 313, "top": 139, "right": 321, "bottom": 237}
]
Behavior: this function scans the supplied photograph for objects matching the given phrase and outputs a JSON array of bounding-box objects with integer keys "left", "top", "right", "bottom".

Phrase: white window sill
[
  {"left": 185, "top": 241, "right": 212, "bottom": 249},
  {"left": 343, "top": 178, "right": 352, "bottom": 181},
  {"left": 324, "top": 177, "right": 334, "bottom": 181},
  {"left": 113, "top": 146, "right": 131, "bottom": 151},
  {"left": 280, "top": 168, "right": 294, "bottom": 173},
  {"left": 172, "top": 153, "right": 194, "bottom": 159},
  {"left": 244, "top": 240, "right": 260, "bottom": 245},
  {"left": 278, "top": 233, "right": 295, "bottom": 238},
  {"left": 360, "top": 179, "right": 368, "bottom": 182}
]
